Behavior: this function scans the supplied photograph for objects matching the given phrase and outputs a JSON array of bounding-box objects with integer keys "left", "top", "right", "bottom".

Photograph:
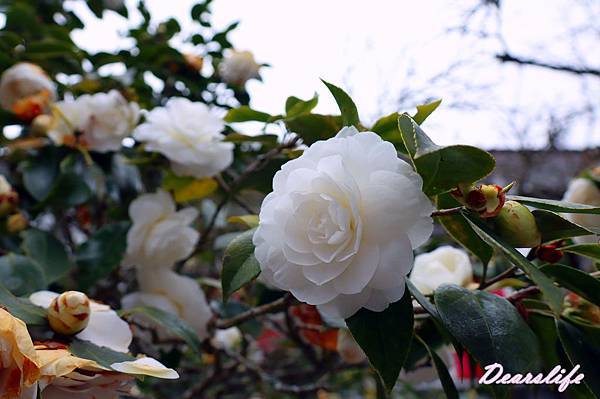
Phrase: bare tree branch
[{"left": 496, "top": 52, "right": 600, "bottom": 77}]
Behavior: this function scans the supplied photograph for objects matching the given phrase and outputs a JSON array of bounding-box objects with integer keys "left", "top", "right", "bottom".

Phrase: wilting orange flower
[
  {"left": 0, "top": 308, "right": 40, "bottom": 399},
  {"left": 290, "top": 304, "right": 338, "bottom": 351}
]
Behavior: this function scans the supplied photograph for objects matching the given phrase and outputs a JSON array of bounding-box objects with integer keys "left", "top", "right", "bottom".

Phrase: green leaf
[
  {"left": 76, "top": 222, "right": 129, "bottom": 290},
  {"left": 556, "top": 318, "right": 600, "bottom": 397},
  {"left": 436, "top": 193, "right": 492, "bottom": 265},
  {"left": 223, "top": 133, "right": 278, "bottom": 145},
  {"left": 69, "top": 339, "right": 135, "bottom": 370},
  {"left": 21, "top": 229, "right": 72, "bottom": 283},
  {"left": 560, "top": 244, "right": 600, "bottom": 262},
  {"left": 120, "top": 306, "right": 202, "bottom": 354},
  {"left": 406, "top": 279, "right": 438, "bottom": 319},
  {"left": 321, "top": 79, "right": 360, "bottom": 127},
  {"left": 0, "top": 280, "right": 47, "bottom": 325},
  {"left": 463, "top": 211, "right": 564, "bottom": 314},
  {"left": 541, "top": 264, "right": 600, "bottom": 306},
  {"left": 415, "top": 335, "right": 458, "bottom": 399},
  {"left": 46, "top": 172, "right": 93, "bottom": 207},
  {"left": 370, "top": 112, "right": 407, "bottom": 153},
  {"left": 224, "top": 106, "right": 271, "bottom": 123},
  {"left": 0, "top": 254, "right": 45, "bottom": 296},
  {"left": 285, "top": 94, "right": 318, "bottom": 118},
  {"left": 162, "top": 172, "right": 218, "bottom": 203},
  {"left": 227, "top": 215, "right": 259, "bottom": 229},
  {"left": 435, "top": 285, "right": 541, "bottom": 373},
  {"left": 508, "top": 195, "right": 600, "bottom": 215},
  {"left": 222, "top": 229, "right": 261, "bottom": 302},
  {"left": 284, "top": 113, "right": 342, "bottom": 145},
  {"left": 412, "top": 99, "right": 442, "bottom": 125},
  {"left": 346, "top": 287, "right": 414, "bottom": 393},
  {"left": 20, "top": 148, "right": 60, "bottom": 201},
  {"left": 398, "top": 114, "right": 495, "bottom": 195},
  {"left": 532, "top": 209, "right": 598, "bottom": 242}
]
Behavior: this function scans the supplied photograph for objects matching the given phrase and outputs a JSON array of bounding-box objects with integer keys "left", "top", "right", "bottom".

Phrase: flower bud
[
  {"left": 0, "top": 176, "right": 18, "bottom": 217},
  {"left": 494, "top": 201, "right": 541, "bottom": 247},
  {"left": 451, "top": 183, "right": 506, "bottom": 218},
  {"left": 536, "top": 244, "right": 563, "bottom": 264},
  {"left": 30, "top": 114, "right": 54, "bottom": 136},
  {"left": 48, "top": 291, "right": 91, "bottom": 335},
  {"left": 184, "top": 53, "right": 204, "bottom": 72},
  {"left": 6, "top": 212, "right": 27, "bottom": 234}
]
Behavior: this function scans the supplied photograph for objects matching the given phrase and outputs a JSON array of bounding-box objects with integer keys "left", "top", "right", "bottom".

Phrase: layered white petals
[
  {"left": 121, "top": 269, "right": 212, "bottom": 340},
  {"left": 218, "top": 50, "right": 261, "bottom": 86},
  {"left": 562, "top": 178, "right": 600, "bottom": 244},
  {"left": 0, "top": 62, "right": 55, "bottom": 110},
  {"left": 133, "top": 97, "right": 233, "bottom": 178},
  {"left": 410, "top": 246, "right": 473, "bottom": 295},
  {"left": 29, "top": 291, "right": 132, "bottom": 353},
  {"left": 110, "top": 357, "right": 179, "bottom": 379},
  {"left": 123, "top": 190, "right": 199, "bottom": 269},
  {"left": 254, "top": 127, "right": 433, "bottom": 318},
  {"left": 48, "top": 90, "right": 139, "bottom": 152}
]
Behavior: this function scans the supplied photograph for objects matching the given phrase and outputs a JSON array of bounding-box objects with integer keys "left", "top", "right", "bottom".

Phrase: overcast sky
[{"left": 65, "top": 0, "right": 600, "bottom": 149}]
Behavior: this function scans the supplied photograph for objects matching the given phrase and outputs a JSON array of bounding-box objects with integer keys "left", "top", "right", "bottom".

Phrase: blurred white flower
[
  {"left": 562, "top": 178, "right": 600, "bottom": 244},
  {"left": 253, "top": 126, "right": 434, "bottom": 319},
  {"left": 29, "top": 291, "right": 132, "bottom": 353},
  {"left": 212, "top": 327, "right": 242, "bottom": 351},
  {"left": 133, "top": 97, "right": 233, "bottom": 178},
  {"left": 123, "top": 190, "right": 199, "bottom": 269},
  {"left": 48, "top": 90, "right": 139, "bottom": 152},
  {"left": 0, "top": 62, "right": 55, "bottom": 113},
  {"left": 121, "top": 268, "right": 212, "bottom": 340},
  {"left": 336, "top": 329, "right": 366, "bottom": 364},
  {"left": 410, "top": 246, "right": 473, "bottom": 295},
  {"left": 218, "top": 50, "right": 261, "bottom": 86}
]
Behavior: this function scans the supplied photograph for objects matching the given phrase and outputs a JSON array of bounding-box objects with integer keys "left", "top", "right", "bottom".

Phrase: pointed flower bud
[
  {"left": 6, "top": 212, "right": 28, "bottom": 234},
  {"left": 451, "top": 183, "right": 506, "bottom": 218},
  {"left": 494, "top": 201, "right": 541, "bottom": 248},
  {"left": 48, "top": 291, "right": 91, "bottom": 335}
]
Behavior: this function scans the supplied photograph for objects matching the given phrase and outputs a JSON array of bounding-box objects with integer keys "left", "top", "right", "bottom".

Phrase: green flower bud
[
  {"left": 494, "top": 200, "right": 541, "bottom": 248},
  {"left": 48, "top": 291, "right": 91, "bottom": 335}
]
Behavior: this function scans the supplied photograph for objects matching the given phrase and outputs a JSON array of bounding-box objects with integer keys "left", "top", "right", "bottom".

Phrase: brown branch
[
  {"left": 478, "top": 266, "right": 518, "bottom": 290},
  {"left": 214, "top": 294, "right": 294, "bottom": 329},
  {"left": 496, "top": 52, "right": 600, "bottom": 78},
  {"left": 431, "top": 206, "right": 464, "bottom": 217},
  {"left": 507, "top": 286, "right": 541, "bottom": 303}
]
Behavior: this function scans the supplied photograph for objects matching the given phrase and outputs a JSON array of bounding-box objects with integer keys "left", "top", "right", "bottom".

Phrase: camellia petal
[
  {"left": 110, "top": 357, "right": 179, "bottom": 379},
  {"left": 75, "top": 309, "right": 132, "bottom": 353}
]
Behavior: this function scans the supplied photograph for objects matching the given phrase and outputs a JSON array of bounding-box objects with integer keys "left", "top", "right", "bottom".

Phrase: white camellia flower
[
  {"left": 253, "top": 126, "right": 434, "bottom": 318},
  {"left": 133, "top": 97, "right": 233, "bottom": 178},
  {"left": 212, "top": 327, "right": 242, "bottom": 351},
  {"left": 121, "top": 268, "right": 212, "bottom": 340},
  {"left": 123, "top": 190, "right": 199, "bottom": 269},
  {"left": 0, "top": 62, "right": 56, "bottom": 111},
  {"left": 562, "top": 177, "right": 600, "bottom": 244},
  {"left": 218, "top": 50, "right": 261, "bottom": 86},
  {"left": 409, "top": 246, "right": 473, "bottom": 295},
  {"left": 48, "top": 90, "right": 139, "bottom": 152},
  {"left": 29, "top": 291, "right": 132, "bottom": 353}
]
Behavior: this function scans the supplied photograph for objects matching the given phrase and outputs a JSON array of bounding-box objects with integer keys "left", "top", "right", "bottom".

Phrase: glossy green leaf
[
  {"left": 69, "top": 339, "right": 136, "bottom": 370},
  {"left": 284, "top": 113, "right": 342, "bottom": 145},
  {"left": 76, "top": 222, "right": 129, "bottom": 290},
  {"left": 532, "top": 209, "right": 598, "bottom": 242},
  {"left": 415, "top": 335, "right": 458, "bottom": 399},
  {"left": 541, "top": 264, "right": 600, "bottom": 306},
  {"left": 46, "top": 172, "right": 93, "bottom": 207},
  {"left": 370, "top": 112, "right": 407, "bottom": 153},
  {"left": 412, "top": 99, "right": 442, "bottom": 125},
  {"left": 464, "top": 211, "right": 564, "bottom": 314},
  {"left": 508, "top": 195, "right": 600, "bottom": 215},
  {"left": 346, "top": 287, "right": 413, "bottom": 393},
  {"left": 556, "top": 318, "right": 600, "bottom": 397},
  {"left": 224, "top": 133, "right": 278, "bottom": 145},
  {"left": 321, "top": 79, "right": 360, "bottom": 127},
  {"left": 0, "top": 280, "right": 47, "bottom": 325},
  {"left": 20, "top": 148, "right": 61, "bottom": 201},
  {"left": 436, "top": 193, "right": 492, "bottom": 265},
  {"left": 224, "top": 106, "right": 271, "bottom": 123},
  {"left": 0, "top": 254, "right": 45, "bottom": 296},
  {"left": 435, "top": 285, "right": 541, "bottom": 373},
  {"left": 222, "top": 229, "right": 261, "bottom": 302},
  {"left": 120, "top": 306, "right": 202, "bottom": 355},
  {"left": 21, "top": 229, "right": 72, "bottom": 283},
  {"left": 398, "top": 114, "right": 495, "bottom": 195},
  {"left": 560, "top": 244, "right": 600, "bottom": 262},
  {"left": 285, "top": 94, "right": 318, "bottom": 118}
]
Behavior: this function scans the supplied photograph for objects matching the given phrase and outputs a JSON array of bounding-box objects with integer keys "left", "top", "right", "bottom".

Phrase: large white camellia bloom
[
  {"left": 48, "top": 90, "right": 139, "bottom": 152},
  {"left": 409, "top": 246, "right": 473, "bottom": 295},
  {"left": 0, "top": 62, "right": 55, "bottom": 111},
  {"left": 123, "top": 190, "right": 199, "bottom": 269},
  {"left": 133, "top": 98, "right": 233, "bottom": 178},
  {"left": 218, "top": 50, "right": 261, "bottom": 86},
  {"left": 562, "top": 178, "right": 600, "bottom": 244},
  {"left": 253, "top": 127, "right": 434, "bottom": 318},
  {"left": 121, "top": 269, "right": 212, "bottom": 340},
  {"left": 29, "top": 291, "right": 132, "bottom": 353}
]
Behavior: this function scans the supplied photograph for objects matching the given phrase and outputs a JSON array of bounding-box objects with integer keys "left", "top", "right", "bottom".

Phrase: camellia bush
[{"left": 1, "top": 1, "right": 599, "bottom": 398}]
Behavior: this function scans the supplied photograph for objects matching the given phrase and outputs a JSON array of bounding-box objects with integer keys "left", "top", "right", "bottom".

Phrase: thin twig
[
  {"left": 214, "top": 294, "right": 294, "bottom": 329},
  {"left": 479, "top": 266, "right": 518, "bottom": 290},
  {"left": 431, "top": 206, "right": 464, "bottom": 217}
]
